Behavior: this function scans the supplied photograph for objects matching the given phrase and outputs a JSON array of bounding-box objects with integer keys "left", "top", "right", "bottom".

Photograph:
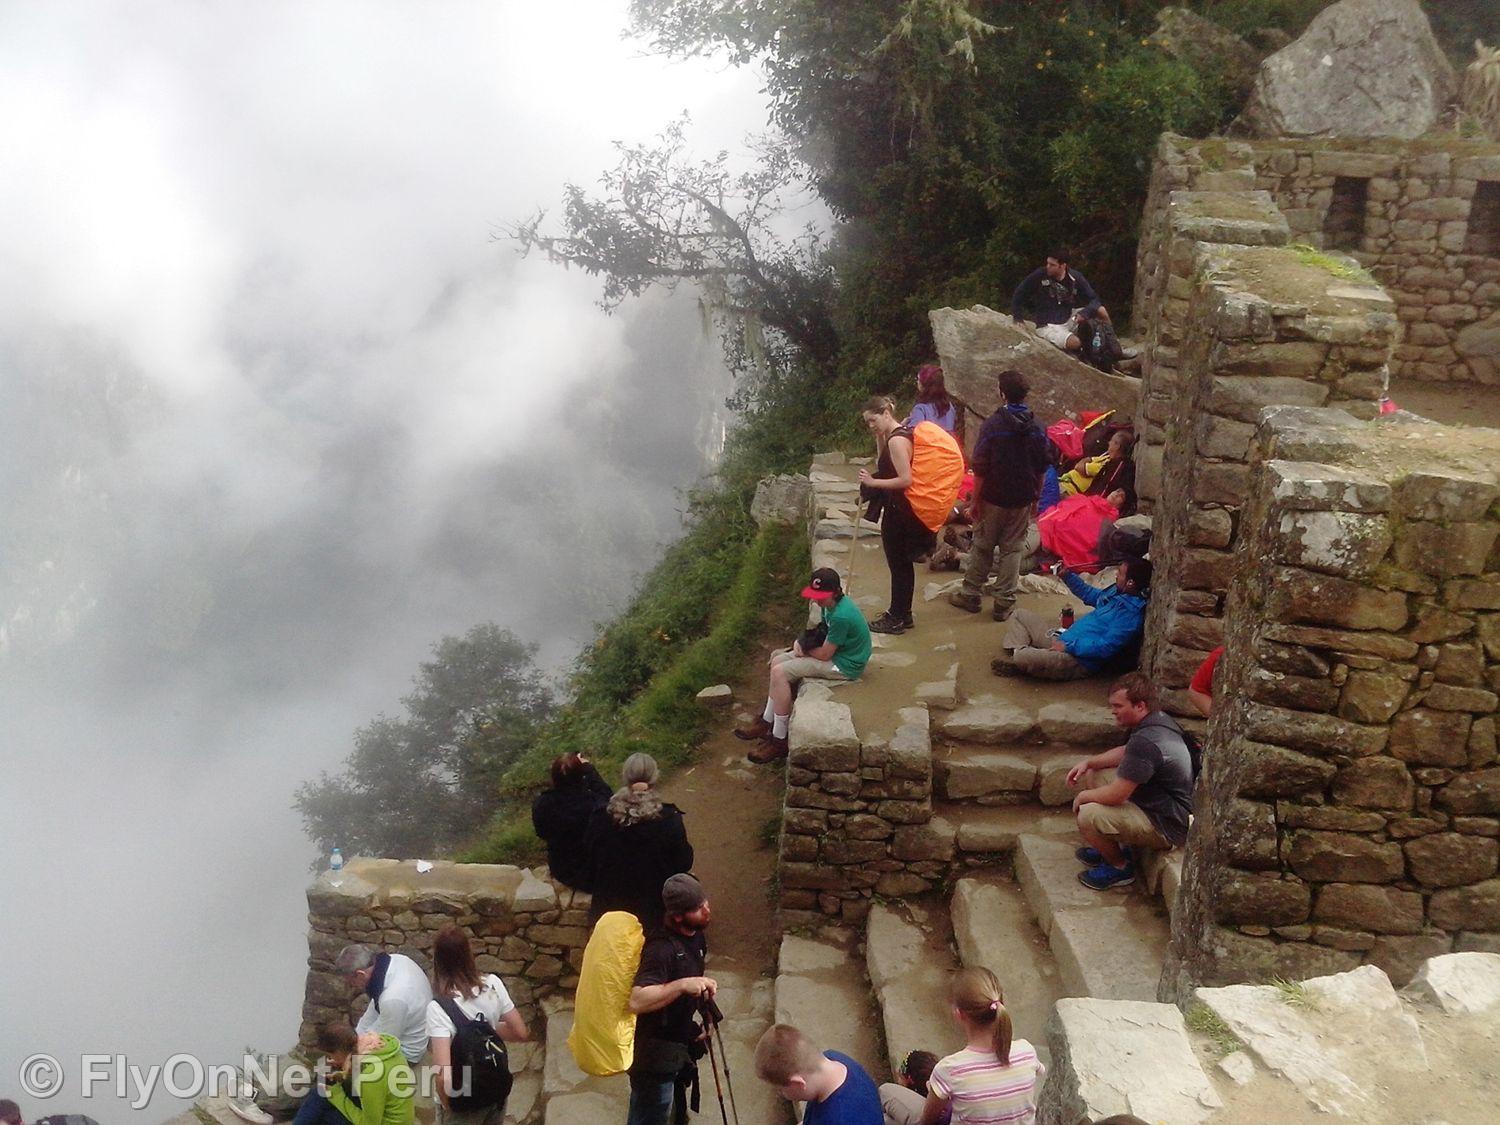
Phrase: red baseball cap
[{"left": 800, "top": 568, "right": 843, "bottom": 598}]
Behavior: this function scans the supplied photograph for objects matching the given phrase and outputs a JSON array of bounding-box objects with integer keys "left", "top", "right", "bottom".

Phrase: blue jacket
[
  {"left": 1060, "top": 571, "right": 1146, "bottom": 671},
  {"left": 1038, "top": 466, "right": 1061, "bottom": 513}
]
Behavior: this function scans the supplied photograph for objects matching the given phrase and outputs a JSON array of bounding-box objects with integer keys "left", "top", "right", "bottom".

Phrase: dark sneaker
[
  {"left": 1076, "top": 845, "right": 1131, "bottom": 867},
  {"left": 901, "top": 614, "right": 915, "bottom": 630},
  {"left": 869, "top": 612, "right": 907, "bottom": 635},
  {"left": 990, "top": 656, "right": 1021, "bottom": 677},
  {"left": 1078, "top": 862, "right": 1136, "bottom": 891},
  {"left": 991, "top": 602, "right": 1013, "bottom": 622},
  {"left": 748, "top": 736, "right": 789, "bottom": 764},
  {"left": 733, "top": 718, "right": 772, "bottom": 742},
  {"left": 947, "top": 591, "right": 982, "bottom": 613}
]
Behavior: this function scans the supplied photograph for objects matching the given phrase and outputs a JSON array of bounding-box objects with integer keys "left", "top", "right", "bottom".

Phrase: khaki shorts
[
  {"left": 771, "top": 648, "right": 850, "bottom": 685},
  {"left": 1075, "top": 769, "right": 1171, "bottom": 849},
  {"left": 1037, "top": 314, "right": 1083, "bottom": 349}
]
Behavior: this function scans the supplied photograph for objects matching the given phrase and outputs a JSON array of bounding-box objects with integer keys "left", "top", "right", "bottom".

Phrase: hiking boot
[
  {"left": 748, "top": 736, "right": 789, "bottom": 764},
  {"left": 991, "top": 602, "right": 1013, "bottom": 622},
  {"left": 947, "top": 591, "right": 982, "bottom": 613},
  {"left": 1078, "top": 862, "right": 1136, "bottom": 891},
  {"left": 733, "top": 717, "right": 772, "bottom": 742},
  {"left": 990, "top": 656, "right": 1021, "bottom": 677},
  {"left": 869, "top": 612, "right": 907, "bottom": 635}
]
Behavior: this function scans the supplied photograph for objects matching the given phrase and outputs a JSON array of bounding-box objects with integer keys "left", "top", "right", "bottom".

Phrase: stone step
[
  {"left": 942, "top": 804, "right": 1076, "bottom": 855},
  {"left": 865, "top": 900, "right": 965, "bottom": 1073},
  {"left": 1049, "top": 904, "right": 1170, "bottom": 1002},
  {"left": 540, "top": 998, "right": 629, "bottom": 1111},
  {"left": 774, "top": 931, "right": 884, "bottom": 1086},
  {"left": 1037, "top": 998, "right": 1221, "bottom": 1125},
  {"left": 950, "top": 877, "right": 1064, "bottom": 1062},
  {"left": 936, "top": 743, "right": 1086, "bottom": 806},
  {"left": 938, "top": 698, "right": 1120, "bottom": 748}
]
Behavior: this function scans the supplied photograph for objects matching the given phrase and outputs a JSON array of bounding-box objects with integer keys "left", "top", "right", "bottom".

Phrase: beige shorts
[
  {"left": 1037, "top": 316, "right": 1081, "bottom": 349},
  {"left": 771, "top": 648, "right": 850, "bottom": 685},
  {"left": 1075, "top": 769, "right": 1171, "bottom": 849}
]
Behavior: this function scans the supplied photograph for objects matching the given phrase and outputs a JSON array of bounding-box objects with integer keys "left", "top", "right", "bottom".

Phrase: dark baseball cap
[{"left": 800, "top": 567, "right": 843, "bottom": 598}]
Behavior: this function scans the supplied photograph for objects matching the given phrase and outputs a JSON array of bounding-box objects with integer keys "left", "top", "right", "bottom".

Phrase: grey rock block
[
  {"left": 1049, "top": 906, "right": 1168, "bottom": 1001},
  {"left": 940, "top": 698, "right": 1040, "bottom": 743},
  {"left": 951, "top": 877, "right": 1064, "bottom": 1051},
  {"left": 1016, "top": 834, "right": 1099, "bottom": 936},
  {"left": 941, "top": 752, "right": 1038, "bottom": 799},
  {"left": 1195, "top": 964, "right": 1428, "bottom": 1116},
  {"left": 1037, "top": 703, "right": 1120, "bottom": 746},
  {"left": 789, "top": 700, "right": 860, "bottom": 770},
  {"left": 1037, "top": 998, "right": 1220, "bottom": 1125},
  {"left": 866, "top": 903, "right": 964, "bottom": 1072},
  {"left": 1403, "top": 951, "right": 1500, "bottom": 1017}
]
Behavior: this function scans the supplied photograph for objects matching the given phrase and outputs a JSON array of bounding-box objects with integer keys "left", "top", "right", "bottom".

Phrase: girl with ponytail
[{"left": 918, "top": 968, "right": 1043, "bottom": 1124}]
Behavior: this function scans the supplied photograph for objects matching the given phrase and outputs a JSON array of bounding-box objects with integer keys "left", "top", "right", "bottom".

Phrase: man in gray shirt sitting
[{"left": 1064, "top": 672, "right": 1195, "bottom": 891}]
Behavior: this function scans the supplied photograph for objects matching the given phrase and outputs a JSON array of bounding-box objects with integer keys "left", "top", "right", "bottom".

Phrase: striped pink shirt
[{"left": 928, "top": 1041, "right": 1045, "bottom": 1124}]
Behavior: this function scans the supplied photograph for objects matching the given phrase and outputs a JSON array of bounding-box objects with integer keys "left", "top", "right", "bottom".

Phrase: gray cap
[
  {"left": 662, "top": 873, "right": 707, "bottom": 915},
  {"left": 621, "top": 751, "right": 659, "bottom": 788}
]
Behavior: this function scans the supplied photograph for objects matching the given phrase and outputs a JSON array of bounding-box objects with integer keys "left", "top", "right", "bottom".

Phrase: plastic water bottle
[{"left": 330, "top": 847, "right": 344, "bottom": 873}]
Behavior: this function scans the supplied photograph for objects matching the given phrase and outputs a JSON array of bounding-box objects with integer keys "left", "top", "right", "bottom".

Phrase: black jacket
[
  {"left": 584, "top": 789, "right": 694, "bottom": 931},
  {"left": 1011, "top": 266, "right": 1102, "bottom": 326},
  {"left": 532, "top": 764, "right": 613, "bottom": 890},
  {"left": 971, "top": 404, "right": 1052, "bottom": 508}
]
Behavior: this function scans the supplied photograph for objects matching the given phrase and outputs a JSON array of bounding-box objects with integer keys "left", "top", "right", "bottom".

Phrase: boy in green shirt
[{"left": 735, "top": 568, "right": 872, "bottom": 764}]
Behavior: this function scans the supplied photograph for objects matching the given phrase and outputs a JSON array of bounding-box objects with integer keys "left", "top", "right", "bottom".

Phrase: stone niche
[
  {"left": 299, "top": 858, "right": 588, "bottom": 1051},
  {"left": 777, "top": 693, "right": 952, "bottom": 927},
  {"left": 1139, "top": 238, "right": 1397, "bottom": 712},
  {"left": 1162, "top": 406, "right": 1500, "bottom": 999}
]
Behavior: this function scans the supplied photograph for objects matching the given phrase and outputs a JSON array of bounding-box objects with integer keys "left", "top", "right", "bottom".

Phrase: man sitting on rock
[
  {"left": 1010, "top": 247, "right": 1128, "bottom": 368},
  {"left": 990, "top": 558, "right": 1150, "bottom": 681},
  {"left": 1066, "top": 673, "right": 1195, "bottom": 891},
  {"left": 735, "top": 567, "right": 871, "bottom": 764}
]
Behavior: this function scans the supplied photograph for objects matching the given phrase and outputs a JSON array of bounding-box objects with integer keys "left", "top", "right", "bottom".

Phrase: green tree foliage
[
  {"left": 509, "top": 118, "right": 838, "bottom": 379},
  {"left": 296, "top": 624, "right": 553, "bottom": 858}
]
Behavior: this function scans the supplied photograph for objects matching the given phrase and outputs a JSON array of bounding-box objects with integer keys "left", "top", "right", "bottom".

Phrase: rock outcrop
[
  {"left": 1235, "top": 0, "right": 1456, "bottom": 140},
  {"left": 928, "top": 306, "right": 1139, "bottom": 439}
]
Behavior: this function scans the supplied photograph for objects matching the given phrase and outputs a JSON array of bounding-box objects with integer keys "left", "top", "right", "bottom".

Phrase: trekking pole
[
  {"left": 711, "top": 1015, "right": 741, "bottom": 1125},
  {"left": 701, "top": 1019, "right": 729, "bottom": 1125}
]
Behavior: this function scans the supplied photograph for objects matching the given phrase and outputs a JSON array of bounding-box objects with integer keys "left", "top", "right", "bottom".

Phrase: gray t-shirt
[{"left": 1117, "top": 713, "right": 1194, "bottom": 846}]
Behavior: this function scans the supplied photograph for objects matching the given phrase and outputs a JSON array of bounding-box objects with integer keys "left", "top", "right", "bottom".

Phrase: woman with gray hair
[{"left": 582, "top": 752, "right": 694, "bottom": 932}]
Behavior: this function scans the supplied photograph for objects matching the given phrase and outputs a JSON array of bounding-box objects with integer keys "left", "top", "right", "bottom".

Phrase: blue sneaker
[
  {"left": 1076, "top": 845, "right": 1131, "bottom": 866},
  {"left": 1078, "top": 862, "right": 1135, "bottom": 891}
]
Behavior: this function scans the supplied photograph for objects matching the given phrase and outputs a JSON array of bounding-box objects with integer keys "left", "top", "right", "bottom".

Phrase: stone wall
[
  {"left": 1163, "top": 406, "right": 1500, "bottom": 999},
  {"left": 300, "top": 858, "right": 588, "bottom": 1051},
  {"left": 1136, "top": 133, "right": 1500, "bottom": 390},
  {"left": 1139, "top": 239, "right": 1396, "bottom": 712},
  {"left": 777, "top": 693, "right": 955, "bottom": 926}
]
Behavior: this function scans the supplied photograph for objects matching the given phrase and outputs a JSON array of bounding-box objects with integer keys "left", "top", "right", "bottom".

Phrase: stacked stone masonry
[
  {"left": 778, "top": 695, "right": 955, "bottom": 926},
  {"left": 1138, "top": 236, "right": 1398, "bottom": 712},
  {"left": 300, "top": 858, "right": 588, "bottom": 1053},
  {"left": 1163, "top": 406, "right": 1500, "bottom": 998},
  {"left": 1136, "top": 133, "right": 1500, "bottom": 400}
]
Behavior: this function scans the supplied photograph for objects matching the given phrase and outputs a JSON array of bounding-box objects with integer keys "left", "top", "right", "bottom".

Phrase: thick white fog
[{"left": 0, "top": 2, "right": 769, "bottom": 1118}]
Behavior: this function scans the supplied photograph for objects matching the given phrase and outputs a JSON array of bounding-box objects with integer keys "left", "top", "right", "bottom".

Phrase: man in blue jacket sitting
[{"left": 991, "top": 558, "right": 1150, "bottom": 680}]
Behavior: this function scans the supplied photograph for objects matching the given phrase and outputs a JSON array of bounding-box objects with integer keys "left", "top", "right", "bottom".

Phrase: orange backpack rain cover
[{"left": 906, "top": 420, "right": 966, "bottom": 532}]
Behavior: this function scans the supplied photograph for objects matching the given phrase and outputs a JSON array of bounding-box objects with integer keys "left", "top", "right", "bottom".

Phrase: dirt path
[{"left": 1388, "top": 376, "right": 1500, "bottom": 429}]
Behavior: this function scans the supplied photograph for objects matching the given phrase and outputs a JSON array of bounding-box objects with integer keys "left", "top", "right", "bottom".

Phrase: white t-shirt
[
  {"left": 355, "top": 952, "right": 435, "bottom": 1063},
  {"left": 425, "top": 974, "right": 517, "bottom": 1039}
]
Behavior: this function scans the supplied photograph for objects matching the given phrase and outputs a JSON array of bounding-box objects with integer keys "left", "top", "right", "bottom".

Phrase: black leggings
[{"left": 881, "top": 502, "right": 936, "bottom": 619}]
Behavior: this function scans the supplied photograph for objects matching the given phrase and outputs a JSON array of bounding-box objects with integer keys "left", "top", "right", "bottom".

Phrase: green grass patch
[
  {"left": 1271, "top": 976, "right": 1320, "bottom": 1011},
  {"left": 1185, "top": 1003, "right": 1240, "bottom": 1058},
  {"left": 460, "top": 517, "right": 800, "bottom": 865},
  {"left": 1289, "top": 243, "right": 1377, "bottom": 286}
]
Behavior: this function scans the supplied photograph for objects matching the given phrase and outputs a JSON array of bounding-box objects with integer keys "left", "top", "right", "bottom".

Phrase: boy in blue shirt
[{"left": 754, "top": 1025, "right": 884, "bottom": 1124}]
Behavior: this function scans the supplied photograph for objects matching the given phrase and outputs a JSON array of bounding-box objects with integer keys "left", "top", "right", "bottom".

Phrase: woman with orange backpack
[{"left": 857, "top": 397, "right": 965, "bottom": 635}]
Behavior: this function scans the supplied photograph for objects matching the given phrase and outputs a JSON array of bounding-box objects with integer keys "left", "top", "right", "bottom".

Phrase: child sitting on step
[{"left": 919, "top": 969, "right": 1044, "bottom": 1125}]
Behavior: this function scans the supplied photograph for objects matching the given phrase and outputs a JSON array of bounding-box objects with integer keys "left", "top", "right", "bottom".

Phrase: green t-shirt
[{"left": 824, "top": 596, "right": 872, "bottom": 680}]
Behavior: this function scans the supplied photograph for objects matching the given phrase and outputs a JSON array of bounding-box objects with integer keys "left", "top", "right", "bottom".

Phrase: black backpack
[{"left": 436, "top": 997, "right": 513, "bottom": 1111}]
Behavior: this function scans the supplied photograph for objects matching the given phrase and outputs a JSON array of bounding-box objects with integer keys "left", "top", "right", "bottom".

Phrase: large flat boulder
[
  {"left": 1235, "top": 0, "right": 1455, "bottom": 140},
  {"left": 1403, "top": 951, "right": 1500, "bottom": 1017},
  {"left": 1194, "top": 964, "right": 1428, "bottom": 1117},
  {"left": 929, "top": 306, "right": 1140, "bottom": 436}
]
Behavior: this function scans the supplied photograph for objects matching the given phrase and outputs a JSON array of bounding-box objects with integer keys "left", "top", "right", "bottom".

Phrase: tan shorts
[
  {"left": 1076, "top": 769, "right": 1171, "bottom": 849},
  {"left": 1037, "top": 315, "right": 1082, "bottom": 349},
  {"left": 771, "top": 648, "right": 849, "bottom": 685}
]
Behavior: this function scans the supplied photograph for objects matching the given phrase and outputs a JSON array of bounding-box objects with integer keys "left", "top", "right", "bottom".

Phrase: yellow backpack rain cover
[{"left": 568, "top": 910, "right": 645, "bottom": 1076}]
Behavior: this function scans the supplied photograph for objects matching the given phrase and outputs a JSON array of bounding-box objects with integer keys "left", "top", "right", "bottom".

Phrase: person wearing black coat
[
  {"left": 532, "top": 752, "right": 613, "bottom": 891},
  {"left": 583, "top": 752, "right": 694, "bottom": 932}
]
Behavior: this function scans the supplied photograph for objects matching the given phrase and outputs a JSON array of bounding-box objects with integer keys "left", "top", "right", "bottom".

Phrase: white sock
[
  {"left": 763, "top": 698, "right": 776, "bottom": 723},
  {"left": 772, "top": 713, "right": 789, "bottom": 739}
]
